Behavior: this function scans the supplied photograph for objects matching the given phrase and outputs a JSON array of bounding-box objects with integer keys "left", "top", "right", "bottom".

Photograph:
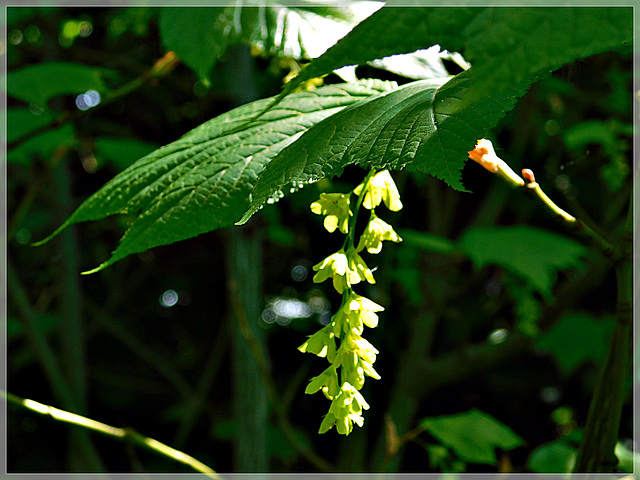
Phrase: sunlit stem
[
  {"left": 521, "top": 168, "right": 619, "bottom": 259},
  {"left": 526, "top": 182, "right": 576, "bottom": 223},
  {"left": 3, "top": 391, "right": 221, "bottom": 479}
]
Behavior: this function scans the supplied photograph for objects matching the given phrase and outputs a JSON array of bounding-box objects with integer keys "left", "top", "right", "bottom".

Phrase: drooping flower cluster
[{"left": 299, "top": 170, "right": 402, "bottom": 435}]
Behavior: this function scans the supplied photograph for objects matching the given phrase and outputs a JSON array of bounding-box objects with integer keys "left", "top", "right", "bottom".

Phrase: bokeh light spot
[
  {"left": 160, "top": 289, "right": 179, "bottom": 308},
  {"left": 291, "top": 264, "right": 308, "bottom": 282},
  {"left": 76, "top": 90, "right": 101, "bottom": 111}
]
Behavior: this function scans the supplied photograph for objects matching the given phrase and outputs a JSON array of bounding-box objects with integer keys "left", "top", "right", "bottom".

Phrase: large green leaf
[
  {"left": 159, "top": 3, "right": 380, "bottom": 81},
  {"left": 5, "top": 62, "right": 117, "bottom": 107},
  {"left": 282, "top": 7, "right": 632, "bottom": 104},
  {"left": 36, "top": 80, "right": 395, "bottom": 272},
  {"left": 459, "top": 225, "right": 588, "bottom": 299},
  {"left": 459, "top": 7, "right": 632, "bottom": 104},
  {"left": 239, "top": 70, "right": 529, "bottom": 222},
  {"left": 240, "top": 7, "right": 631, "bottom": 218},
  {"left": 420, "top": 409, "right": 525, "bottom": 465},
  {"left": 280, "top": 7, "right": 473, "bottom": 92}
]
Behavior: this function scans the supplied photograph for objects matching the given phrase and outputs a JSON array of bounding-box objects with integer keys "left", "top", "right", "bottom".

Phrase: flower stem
[
  {"left": 347, "top": 169, "right": 377, "bottom": 251},
  {"left": 522, "top": 170, "right": 620, "bottom": 260}
]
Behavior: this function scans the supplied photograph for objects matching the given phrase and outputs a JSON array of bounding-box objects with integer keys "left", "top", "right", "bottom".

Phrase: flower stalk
[
  {"left": 301, "top": 169, "right": 402, "bottom": 435},
  {"left": 468, "top": 139, "right": 620, "bottom": 260}
]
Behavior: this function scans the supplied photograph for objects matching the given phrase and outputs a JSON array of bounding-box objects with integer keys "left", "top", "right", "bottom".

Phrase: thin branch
[
  {"left": 467, "top": 140, "right": 621, "bottom": 260},
  {"left": 4, "top": 391, "right": 221, "bottom": 479},
  {"left": 521, "top": 169, "right": 620, "bottom": 260}
]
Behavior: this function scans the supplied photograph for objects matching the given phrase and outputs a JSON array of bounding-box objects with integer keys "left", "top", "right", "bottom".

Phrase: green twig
[
  {"left": 521, "top": 169, "right": 620, "bottom": 259},
  {"left": 4, "top": 391, "right": 221, "bottom": 478}
]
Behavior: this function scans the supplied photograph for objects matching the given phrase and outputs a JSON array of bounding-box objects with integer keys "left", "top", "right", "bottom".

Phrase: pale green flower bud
[
  {"left": 346, "top": 249, "right": 375, "bottom": 286},
  {"left": 298, "top": 324, "right": 336, "bottom": 362},
  {"left": 313, "top": 249, "right": 375, "bottom": 294},
  {"left": 357, "top": 214, "right": 402, "bottom": 254},
  {"left": 310, "top": 193, "right": 351, "bottom": 234},
  {"left": 344, "top": 333, "right": 378, "bottom": 364},
  {"left": 342, "top": 352, "right": 380, "bottom": 389},
  {"left": 333, "top": 293, "right": 384, "bottom": 335},
  {"left": 349, "top": 294, "right": 384, "bottom": 329},
  {"left": 319, "top": 412, "right": 337, "bottom": 434},
  {"left": 305, "top": 365, "right": 340, "bottom": 400},
  {"left": 312, "top": 251, "right": 349, "bottom": 293},
  {"left": 354, "top": 170, "right": 403, "bottom": 211},
  {"left": 325, "top": 382, "right": 370, "bottom": 434}
]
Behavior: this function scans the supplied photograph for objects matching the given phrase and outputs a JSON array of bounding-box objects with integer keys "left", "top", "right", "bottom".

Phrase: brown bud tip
[{"left": 522, "top": 169, "right": 536, "bottom": 183}]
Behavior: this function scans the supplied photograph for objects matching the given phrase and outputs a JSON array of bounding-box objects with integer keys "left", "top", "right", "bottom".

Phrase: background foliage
[{"left": 5, "top": 4, "right": 635, "bottom": 474}]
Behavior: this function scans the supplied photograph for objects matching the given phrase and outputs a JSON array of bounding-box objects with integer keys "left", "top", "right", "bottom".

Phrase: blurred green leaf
[
  {"left": 426, "top": 444, "right": 467, "bottom": 473},
  {"left": 564, "top": 120, "right": 620, "bottom": 151},
  {"left": 8, "top": 314, "right": 61, "bottom": 343},
  {"left": 389, "top": 245, "right": 422, "bottom": 305},
  {"left": 459, "top": 225, "right": 588, "bottom": 299},
  {"left": 398, "top": 228, "right": 456, "bottom": 256},
  {"left": 8, "top": 124, "right": 77, "bottom": 166},
  {"left": 563, "top": 119, "right": 633, "bottom": 192},
  {"left": 600, "top": 157, "right": 631, "bottom": 193},
  {"left": 537, "top": 313, "right": 615, "bottom": 373},
  {"left": 503, "top": 276, "right": 542, "bottom": 337},
  {"left": 38, "top": 80, "right": 395, "bottom": 272},
  {"left": 527, "top": 439, "right": 577, "bottom": 473},
  {"left": 7, "top": 108, "right": 58, "bottom": 143},
  {"left": 7, "top": 7, "right": 56, "bottom": 27},
  {"left": 420, "top": 408, "right": 525, "bottom": 465},
  {"left": 108, "top": 8, "right": 156, "bottom": 38},
  {"left": 6, "top": 62, "right": 117, "bottom": 108},
  {"left": 94, "top": 138, "right": 158, "bottom": 171},
  {"left": 159, "top": 3, "right": 379, "bottom": 81}
]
